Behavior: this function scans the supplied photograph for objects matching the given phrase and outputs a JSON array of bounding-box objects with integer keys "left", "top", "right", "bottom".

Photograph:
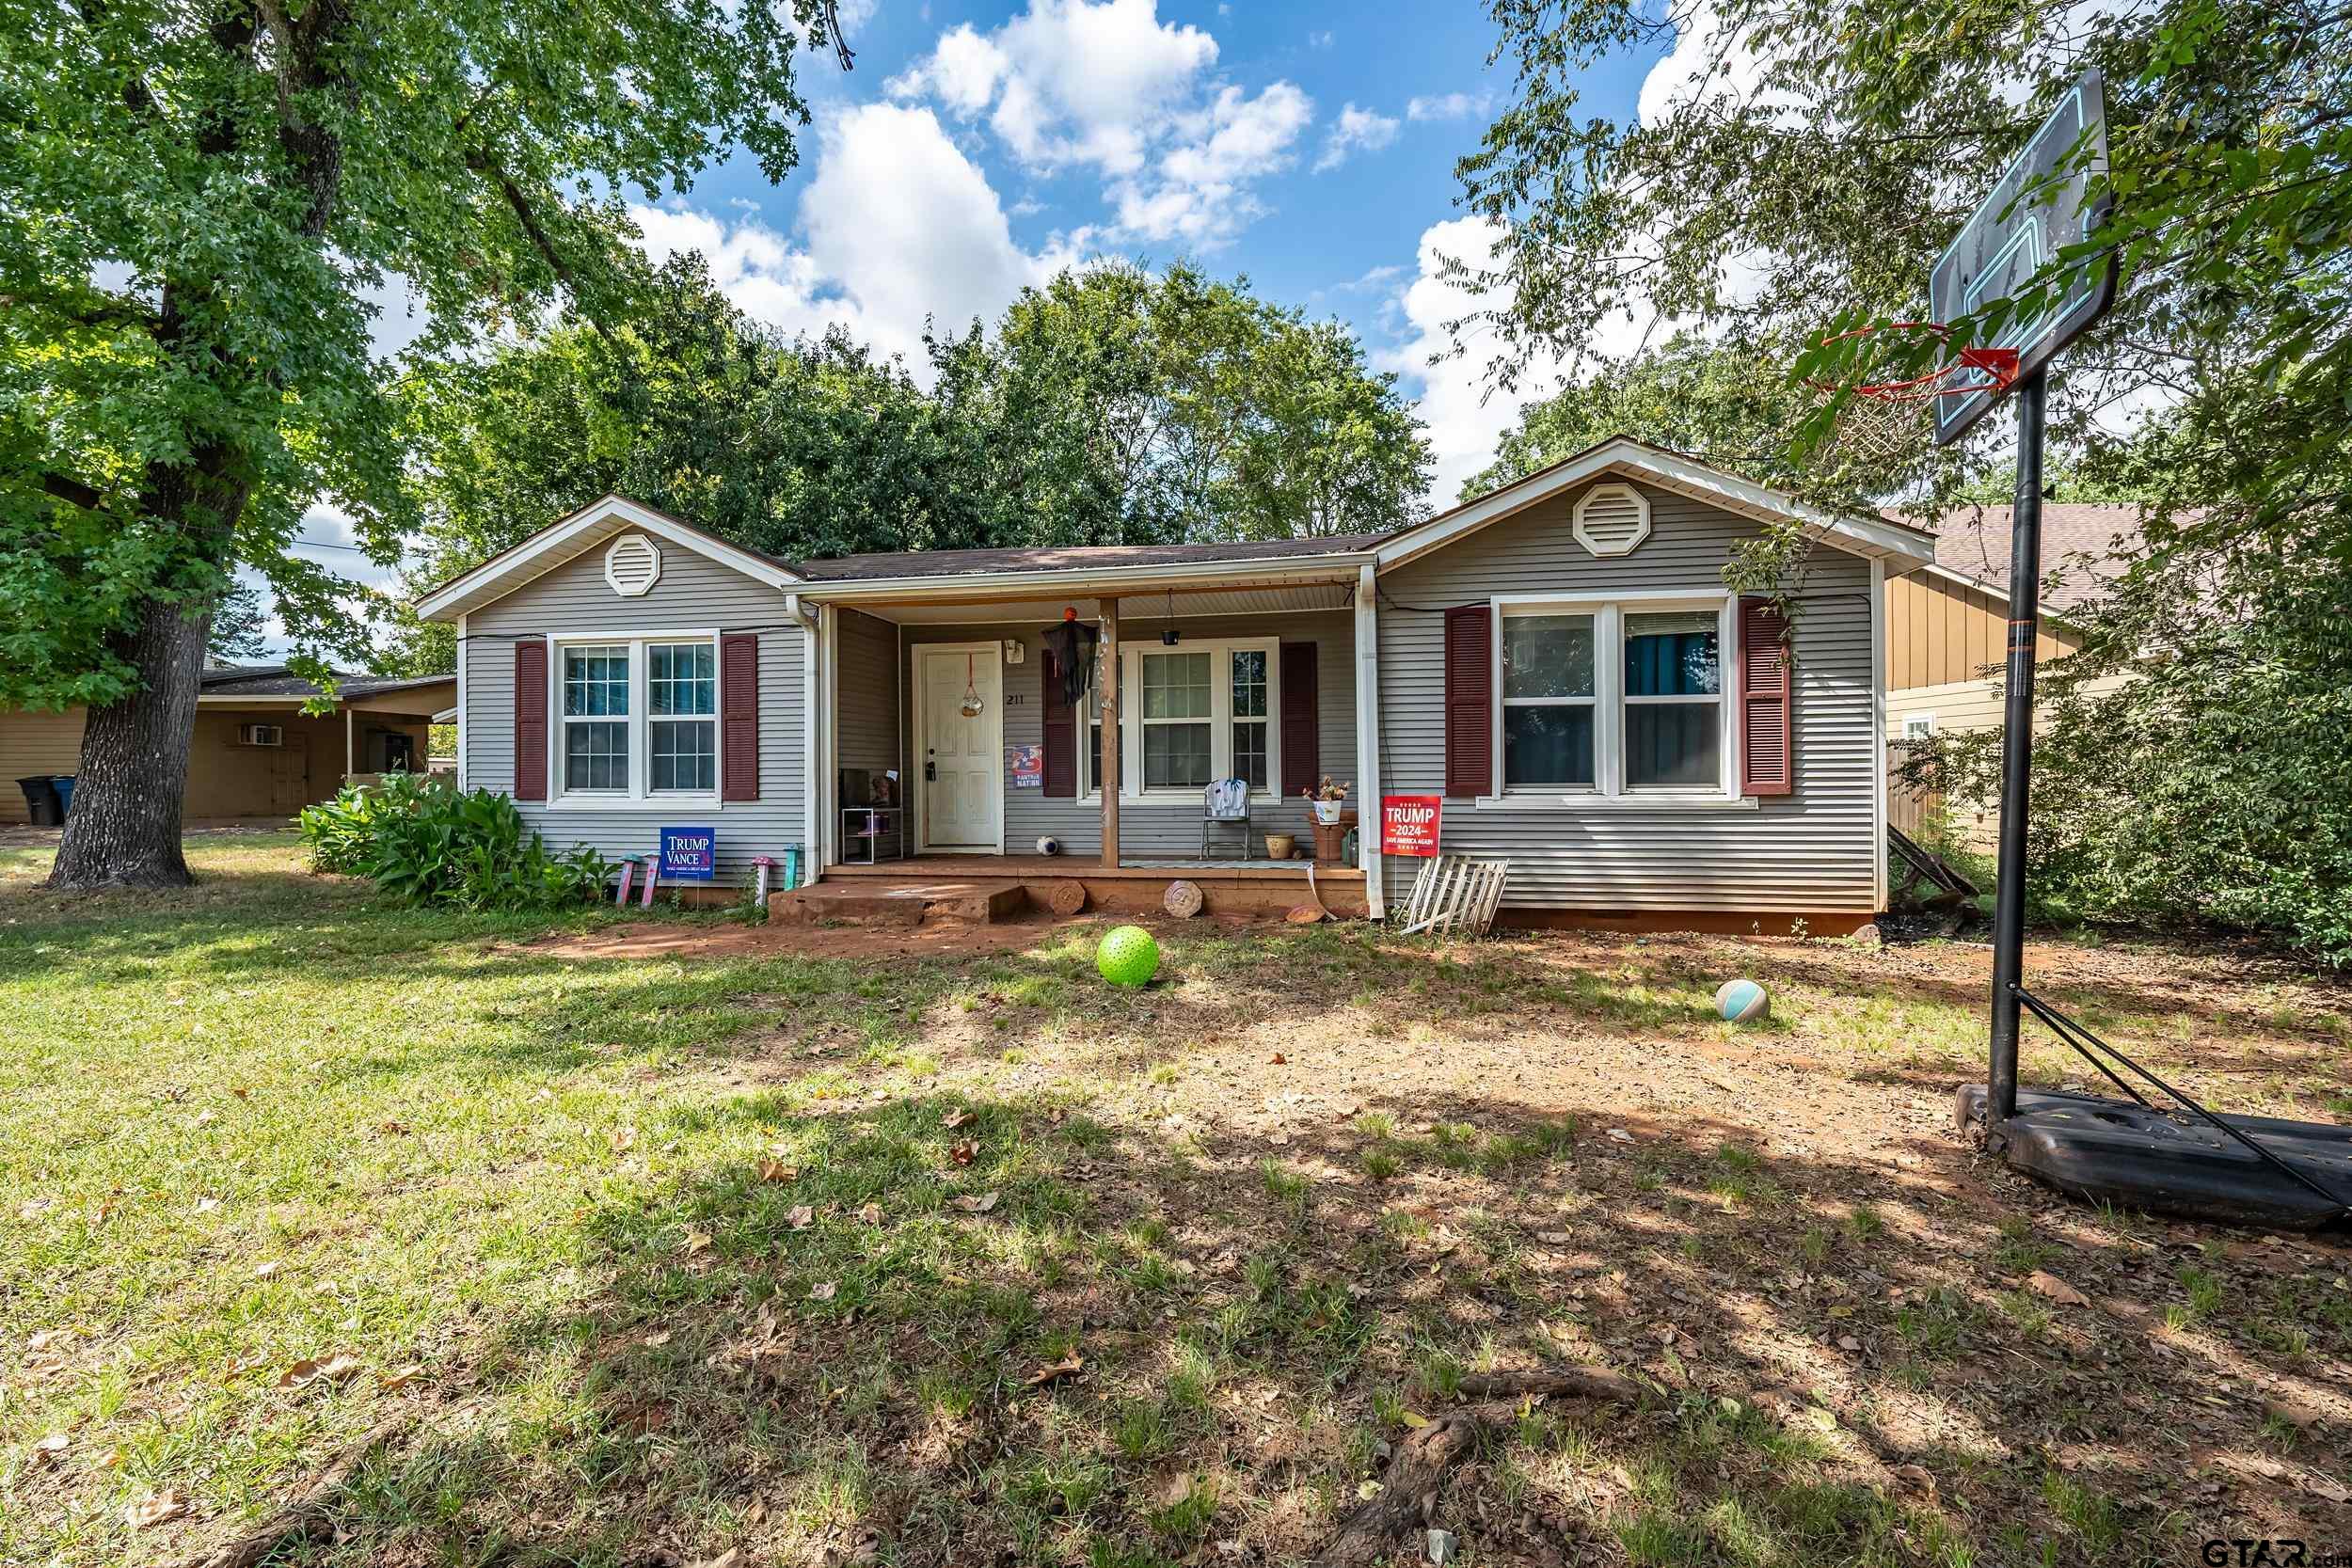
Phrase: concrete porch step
[{"left": 769, "top": 879, "right": 1029, "bottom": 927}]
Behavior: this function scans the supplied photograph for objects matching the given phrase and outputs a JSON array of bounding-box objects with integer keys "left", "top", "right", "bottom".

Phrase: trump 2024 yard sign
[{"left": 1381, "top": 795, "right": 1441, "bottom": 858}]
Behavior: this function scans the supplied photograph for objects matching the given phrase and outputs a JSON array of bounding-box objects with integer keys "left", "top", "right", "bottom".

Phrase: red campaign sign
[{"left": 1381, "top": 794, "right": 1442, "bottom": 858}]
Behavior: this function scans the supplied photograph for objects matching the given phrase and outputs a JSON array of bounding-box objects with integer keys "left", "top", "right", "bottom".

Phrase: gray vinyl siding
[
  {"left": 898, "top": 612, "right": 1355, "bottom": 858},
  {"left": 835, "top": 608, "right": 907, "bottom": 857},
  {"left": 1375, "top": 480, "right": 1879, "bottom": 914},
  {"left": 462, "top": 545, "right": 804, "bottom": 886}
]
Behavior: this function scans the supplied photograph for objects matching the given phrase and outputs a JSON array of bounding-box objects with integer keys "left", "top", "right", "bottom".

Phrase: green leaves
[
  {"left": 299, "top": 774, "right": 612, "bottom": 911},
  {"left": 1, "top": 0, "right": 837, "bottom": 700}
]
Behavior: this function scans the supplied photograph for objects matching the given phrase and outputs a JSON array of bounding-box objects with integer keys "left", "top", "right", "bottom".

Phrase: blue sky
[
  {"left": 279, "top": 0, "right": 1691, "bottom": 654},
  {"left": 627, "top": 0, "right": 1670, "bottom": 502}
]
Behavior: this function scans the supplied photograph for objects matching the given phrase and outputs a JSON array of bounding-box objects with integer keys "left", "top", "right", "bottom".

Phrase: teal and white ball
[{"left": 1714, "top": 978, "right": 1770, "bottom": 1024}]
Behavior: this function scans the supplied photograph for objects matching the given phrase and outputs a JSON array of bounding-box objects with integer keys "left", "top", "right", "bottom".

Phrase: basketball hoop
[{"left": 1809, "top": 321, "right": 2021, "bottom": 404}]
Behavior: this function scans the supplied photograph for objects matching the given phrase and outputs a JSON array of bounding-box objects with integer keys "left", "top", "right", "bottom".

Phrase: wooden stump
[
  {"left": 1046, "top": 879, "right": 1088, "bottom": 917},
  {"left": 1163, "top": 879, "right": 1204, "bottom": 918}
]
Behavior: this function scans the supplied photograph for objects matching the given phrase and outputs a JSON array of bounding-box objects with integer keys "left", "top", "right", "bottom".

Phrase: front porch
[
  {"left": 801, "top": 554, "right": 1386, "bottom": 919},
  {"left": 785, "top": 853, "right": 1368, "bottom": 924}
]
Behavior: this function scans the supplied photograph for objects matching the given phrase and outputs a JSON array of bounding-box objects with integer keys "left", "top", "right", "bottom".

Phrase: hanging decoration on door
[
  {"left": 1041, "top": 608, "right": 1100, "bottom": 708},
  {"left": 960, "top": 650, "right": 986, "bottom": 717}
]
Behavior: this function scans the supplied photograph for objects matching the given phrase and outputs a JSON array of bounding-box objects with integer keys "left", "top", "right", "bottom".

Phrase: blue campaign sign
[{"left": 659, "top": 825, "right": 717, "bottom": 881}]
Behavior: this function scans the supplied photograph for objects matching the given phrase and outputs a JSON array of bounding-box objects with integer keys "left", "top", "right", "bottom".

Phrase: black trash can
[{"left": 17, "top": 776, "right": 60, "bottom": 827}]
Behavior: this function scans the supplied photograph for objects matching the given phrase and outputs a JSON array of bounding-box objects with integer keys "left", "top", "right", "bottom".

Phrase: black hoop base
[{"left": 1956, "top": 1085, "right": 2352, "bottom": 1232}]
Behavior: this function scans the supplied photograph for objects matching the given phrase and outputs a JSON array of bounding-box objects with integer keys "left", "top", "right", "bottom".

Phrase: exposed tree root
[
  {"left": 1310, "top": 1368, "right": 1645, "bottom": 1567},
  {"left": 172, "top": 1417, "right": 417, "bottom": 1568}
]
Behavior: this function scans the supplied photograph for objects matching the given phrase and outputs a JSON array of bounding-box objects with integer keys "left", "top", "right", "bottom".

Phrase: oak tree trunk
[
  {"left": 47, "top": 439, "right": 245, "bottom": 892},
  {"left": 47, "top": 593, "right": 216, "bottom": 889}
]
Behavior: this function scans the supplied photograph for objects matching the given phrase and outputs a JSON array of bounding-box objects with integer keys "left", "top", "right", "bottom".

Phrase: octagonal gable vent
[
  {"left": 1571, "top": 483, "right": 1651, "bottom": 558},
  {"left": 604, "top": 532, "right": 662, "bottom": 597}
]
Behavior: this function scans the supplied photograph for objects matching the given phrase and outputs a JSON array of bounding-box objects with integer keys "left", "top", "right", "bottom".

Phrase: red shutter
[
  {"left": 721, "top": 633, "right": 759, "bottom": 801},
  {"left": 513, "top": 639, "right": 548, "bottom": 801},
  {"left": 1279, "top": 641, "right": 1319, "bottom": 797},
  {"left": 1443, "top": 604, "right": 1492, "bottom": 799},
  {"left": 1041, "top": 645, "right": 1075, "bottom": 797},
  {"left": 1738, "top": 597, "right": 1794, "bottom": 797}
]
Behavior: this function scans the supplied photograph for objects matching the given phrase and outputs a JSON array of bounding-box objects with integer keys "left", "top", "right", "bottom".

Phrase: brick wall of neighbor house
[
  {"left": 890, "top": 611, "right": 1356, "bottom": 859},
  {"left": 0, "top": 707, "right": 89, "bottom": 823},
  {"left": 463, "top": 545, "right": 804, "bottom": 887},
  {"left": 1375, "top": 478, "right": 1880, "bottom": 918}
]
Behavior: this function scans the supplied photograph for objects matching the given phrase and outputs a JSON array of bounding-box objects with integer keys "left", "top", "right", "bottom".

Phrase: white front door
[{"left": 918, "top": 646, "right": 1001, "bottom": 850}]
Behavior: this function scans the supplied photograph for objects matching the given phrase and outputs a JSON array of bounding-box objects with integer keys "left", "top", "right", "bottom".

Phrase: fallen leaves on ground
[
  {"left": 278, "top": 1353, "right": 363, "bottom": 1388},
  {"left": 952, "top": 1190, "right": 1000, "bottom": 1213},
  {"left": 1025, "top": 1352, "right": 1084, "bottom": 1386},
  {"left": 126, "top": 1491, "right": 189, "bottom": 1528},
  {"left": 2027, "top": 1271, "right": 2090, "bottom": 1307}
]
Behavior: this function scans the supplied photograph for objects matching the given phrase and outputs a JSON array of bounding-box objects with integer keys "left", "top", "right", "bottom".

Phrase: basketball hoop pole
[{"left": 1986, "top": 366, "right": 2047, "bottom": 1126}]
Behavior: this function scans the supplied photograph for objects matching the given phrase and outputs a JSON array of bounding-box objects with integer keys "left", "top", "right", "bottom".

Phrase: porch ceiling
[{"left": 852, "top": 580, "right": 1358, "bottom": 625}]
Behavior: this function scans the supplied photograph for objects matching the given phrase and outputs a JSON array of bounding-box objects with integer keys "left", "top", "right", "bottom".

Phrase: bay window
[
  {"left": 1495, "top": 597, "right": 1734, "bottom": 800},
  {"left": 1083, "top": 639, "right": 1281, "bottom": 799},
  {"left": 552, "top": 634, "right": 723, "bottom": 803}
]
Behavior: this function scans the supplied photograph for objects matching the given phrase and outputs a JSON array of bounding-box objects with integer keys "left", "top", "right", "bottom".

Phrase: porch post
[
  {"left": 344, "top": 706, "right": 355, "bottom": 782},
  {"left": 1099, "top": 597, "right": 1120, "bottom": 868},
  {"left": 1354, "top": 562, "right": 1383, "bottom": 918}
]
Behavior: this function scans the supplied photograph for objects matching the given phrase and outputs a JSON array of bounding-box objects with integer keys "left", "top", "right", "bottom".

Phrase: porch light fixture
[{"left": 1160, "top": 587, "right": 1180, "bottom": 644}]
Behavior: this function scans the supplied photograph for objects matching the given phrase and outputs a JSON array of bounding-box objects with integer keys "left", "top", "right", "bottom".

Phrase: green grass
[{"left": 8, "top": 832, "right": 2349, "bottom": 1568}]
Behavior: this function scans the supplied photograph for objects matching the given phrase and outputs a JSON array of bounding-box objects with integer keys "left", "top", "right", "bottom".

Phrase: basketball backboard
[{"left": 1931, "top": 71, "right": 2117, "bottom": 445}]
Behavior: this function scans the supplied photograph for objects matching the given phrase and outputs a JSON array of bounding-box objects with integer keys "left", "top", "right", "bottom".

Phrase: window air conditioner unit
[{"left": 239, "top": 722, "right": 284, "bottom": 747}]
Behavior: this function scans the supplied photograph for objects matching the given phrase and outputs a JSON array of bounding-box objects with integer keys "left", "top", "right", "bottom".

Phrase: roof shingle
[{"left": 1926, "top": 503, "right": 2142, "bottom": 611}]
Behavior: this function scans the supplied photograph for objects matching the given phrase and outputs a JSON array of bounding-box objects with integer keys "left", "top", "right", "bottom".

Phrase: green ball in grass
[{"left": 1096, "top": 925, "right": 1162, "bottom": 988}]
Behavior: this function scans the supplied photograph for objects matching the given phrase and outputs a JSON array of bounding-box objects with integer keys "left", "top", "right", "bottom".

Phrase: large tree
[
  {"left": 1, "top": 0, "right": 849, "bottom": 887},
  {"left": 1454, "top": 0, "right": 2352, "bottom": 957},
  {"left": 383, "top": 255, "right": 995, "bottom": 675},
  {"left": 930, "top": 261, "right": 1431, "bottom": 546}
]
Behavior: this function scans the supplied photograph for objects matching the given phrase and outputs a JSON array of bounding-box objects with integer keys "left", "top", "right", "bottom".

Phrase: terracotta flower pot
[{"left": 1264, "top": 833, "right": 1297, "bottom": 861}]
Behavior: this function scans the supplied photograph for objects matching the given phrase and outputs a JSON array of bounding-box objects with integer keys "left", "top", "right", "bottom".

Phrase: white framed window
[
  {"left": 1501, "top": 612, "right": 1597, "bottom": 787},
  {"left": 1491, "top": 595, "right": 1736, "bottom": 801},
  {"left": 562, "top": 643, "right": 631, "bottom": 793},
  {"left": 1901, "top": 713, "right": 1937, "bottom": 740},
  {"left": 1082, "top": 638, "right": 1282, "bottom": 800},
  {"left": 550, "top": 631, "right": 723, "bottom": 805},
  {"left": 647, "top": 641, "right": 717, "bottom": 792}
]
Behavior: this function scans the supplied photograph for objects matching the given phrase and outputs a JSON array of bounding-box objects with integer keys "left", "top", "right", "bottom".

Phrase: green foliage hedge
[{"left": 300, "top": 773, "right": 612, "bottom": 911}]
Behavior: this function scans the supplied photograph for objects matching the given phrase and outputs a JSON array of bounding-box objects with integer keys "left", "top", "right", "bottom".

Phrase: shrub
[{"left": 299, "top": 773, "right": 612, "bottom": 911}]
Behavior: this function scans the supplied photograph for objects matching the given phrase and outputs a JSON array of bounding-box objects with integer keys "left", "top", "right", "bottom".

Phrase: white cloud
[
  {"left": 1376, "top": 217, "right": 1574, "bottom": 504},
  {"left": 1307, "top": 29, "right": 1334, "bottom": 49},
  {"left": 630, "top": 103, "right": 1085, "bottom": 375},
  {"left": 1405, "top": 90, "right": 1491, "bottom": 122},
  {"left": 890, "top": 0, "right": 1310, "bottom": 248},
  {"left": 1314, "top": 103, "right": 1400, "bottom": 172}
]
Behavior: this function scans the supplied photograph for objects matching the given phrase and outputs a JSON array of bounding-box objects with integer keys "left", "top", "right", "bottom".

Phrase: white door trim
[{"left": 912, "top": 641, "right": 1005, "bottom": 855}]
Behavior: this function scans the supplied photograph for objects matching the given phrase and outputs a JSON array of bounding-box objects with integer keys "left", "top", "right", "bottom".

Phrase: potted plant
[{"left": 1301, "top": 776, "right": 1349, "bottom": 826}]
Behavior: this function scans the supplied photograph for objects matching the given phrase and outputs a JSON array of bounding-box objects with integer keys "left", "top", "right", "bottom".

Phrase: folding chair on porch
[{"left": 1200, "top": 777, "right": 1252, "bottom": 861}]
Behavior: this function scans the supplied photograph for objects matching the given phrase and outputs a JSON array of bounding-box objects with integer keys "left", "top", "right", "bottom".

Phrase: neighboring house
[
  {"left": 0, "top": 667, "right": 455, "bottom": 825},
  {"left": 414, "top": 436, "right": 1935, "bottom": 932},
  {"left": 1883, "top": 502, "right": 2140, "bottom": 840}
]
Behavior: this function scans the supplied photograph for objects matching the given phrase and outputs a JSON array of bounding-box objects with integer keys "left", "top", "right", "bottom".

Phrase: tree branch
[
  {"left": 40, "top": 471, "right": 111, "bottom": 513},
  {"left": 1311, "top": 1368, "right": 1645, "bottom": 1567}
]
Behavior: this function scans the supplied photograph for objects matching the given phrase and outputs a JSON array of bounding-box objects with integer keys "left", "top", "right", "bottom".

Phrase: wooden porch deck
[{"left": 779, "top": 854, "right": 1366, "bottom": 925}]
